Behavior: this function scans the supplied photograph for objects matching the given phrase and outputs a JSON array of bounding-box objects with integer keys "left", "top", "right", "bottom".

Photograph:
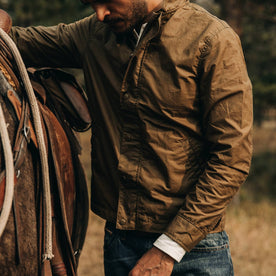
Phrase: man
[{"left": 9, "top": 0, "right": 253, "bottom": 275}]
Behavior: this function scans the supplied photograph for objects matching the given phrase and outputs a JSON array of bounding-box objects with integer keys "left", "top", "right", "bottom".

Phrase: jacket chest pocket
[{"left": 135, "top": 51, "right": 199, "bottom": 113}]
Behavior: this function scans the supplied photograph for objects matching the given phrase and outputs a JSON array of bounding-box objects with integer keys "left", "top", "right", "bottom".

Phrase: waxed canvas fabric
[{"left": 10, "top": 0, "right": 253, "bottom": 252}]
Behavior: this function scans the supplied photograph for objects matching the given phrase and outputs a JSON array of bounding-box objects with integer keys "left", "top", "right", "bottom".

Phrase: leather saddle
[{"left": 0, "top": 9, "right": 89, "bottom": 276}]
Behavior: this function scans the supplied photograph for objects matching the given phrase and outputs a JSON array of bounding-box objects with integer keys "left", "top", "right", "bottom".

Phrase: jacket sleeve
[
  {"left": 9, "top": 16, "right": 93, "bottom": 68},
  {"left": 164, "top": 26, "right": 253, "bottom": 252}
]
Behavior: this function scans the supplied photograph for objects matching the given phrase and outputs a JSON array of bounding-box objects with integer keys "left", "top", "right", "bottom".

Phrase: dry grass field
[{"left": 77, "top": 126, "right": 276, "bottom": 276}]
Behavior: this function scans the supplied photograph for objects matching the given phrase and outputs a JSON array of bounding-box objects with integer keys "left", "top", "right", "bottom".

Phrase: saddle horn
[{"left": 0, "top": 9, "right": 12, "bottom": 34}]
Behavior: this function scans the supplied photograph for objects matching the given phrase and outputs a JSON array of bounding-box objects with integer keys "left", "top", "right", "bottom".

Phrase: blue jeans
[{"left": 103, "top": 222, "right": 234, "bottom": 276}]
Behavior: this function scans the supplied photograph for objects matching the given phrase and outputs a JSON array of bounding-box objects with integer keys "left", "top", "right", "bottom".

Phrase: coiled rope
[
  {"left": 0, "top": 28, "right": 53, "bottom": 260},
  {"left": 0, "top": 91, "right": 14, "bottom": 238}
]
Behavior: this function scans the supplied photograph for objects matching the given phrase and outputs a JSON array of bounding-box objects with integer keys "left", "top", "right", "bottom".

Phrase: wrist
[{"left": 153, "top": 234, "right": 186, "bottom": 262}]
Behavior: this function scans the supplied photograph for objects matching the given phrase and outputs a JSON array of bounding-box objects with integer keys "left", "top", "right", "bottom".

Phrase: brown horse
[{"left": 0, "top": 10, "right": 90, "bottom": 276}]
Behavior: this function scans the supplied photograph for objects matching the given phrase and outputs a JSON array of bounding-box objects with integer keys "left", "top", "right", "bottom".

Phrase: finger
[{"left": 128, "top": 263, "right": 143, "bottom": 276}]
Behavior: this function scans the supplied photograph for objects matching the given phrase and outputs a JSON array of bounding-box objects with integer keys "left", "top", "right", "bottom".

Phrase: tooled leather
[{"left": 0, "top": 39, "right": 22, "bottom": 93}]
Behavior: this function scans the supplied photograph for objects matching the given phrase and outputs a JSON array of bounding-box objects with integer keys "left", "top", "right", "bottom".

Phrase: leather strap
[
  {"left": 51, "top": 218, "right": 68, "bottom": 276},
  {"left": 12, "top": 197, "right": 21, "bottom": 265}
]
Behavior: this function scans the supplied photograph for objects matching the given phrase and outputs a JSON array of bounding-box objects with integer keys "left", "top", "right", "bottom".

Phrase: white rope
[
  {"left": 0, "top": 28, "right": 54, "bottom": 260},
  {"left": 0, "top": 103, "right": 14, "bottom": 237}
]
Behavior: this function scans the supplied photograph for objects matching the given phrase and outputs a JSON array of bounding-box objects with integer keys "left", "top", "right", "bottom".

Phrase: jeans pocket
[
  {"left": 191, "top": 231, "right": 229, "bottom": 252},
  {"left": 104, "top": 224, "right": 120, "bottom": 252}
]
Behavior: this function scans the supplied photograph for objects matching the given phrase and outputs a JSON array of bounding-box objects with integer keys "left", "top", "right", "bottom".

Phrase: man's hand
[{"left": 128, "top": 246, "right": 175, "bottom": 276}]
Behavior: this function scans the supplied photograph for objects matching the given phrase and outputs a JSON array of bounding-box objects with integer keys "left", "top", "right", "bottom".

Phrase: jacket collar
[
  {"left": 161, "top": 0, "right": 189, "bottom": 13},
  {"left": 135, "top": 0, "right": 189, "bottom": 47},
  {"left": 115, "top": 0, "right": 189, "bottom": 50}
]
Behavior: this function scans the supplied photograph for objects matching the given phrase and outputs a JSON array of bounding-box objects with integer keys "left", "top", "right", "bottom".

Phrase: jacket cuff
[
  {"left": 153, "top": 234, "right": 186, "bottom": 262},
  {"left": 164, "top": 214, "right": 206, "bottom": 252}
]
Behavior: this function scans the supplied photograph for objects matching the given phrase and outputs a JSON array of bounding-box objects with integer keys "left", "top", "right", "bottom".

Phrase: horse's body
[{"left": 0, "top": 11, "right": 89, "bottom": 275}]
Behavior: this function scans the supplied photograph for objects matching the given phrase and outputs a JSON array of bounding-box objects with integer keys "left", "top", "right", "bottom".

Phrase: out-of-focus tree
[
  {"left": 1, "top": 0, "right": 91, "bottom": 26},
  {"left": 213, "top": 0, "right": 276, "bottom": 35},
  {"left": 215, "top": 0, "right": 276, "bottom": 124},
  {"left": 193, "top": 0, "right": 276, "bottom": 124},
  {"left": 0, "top": 0, "right": 92, "bottom": 86}
]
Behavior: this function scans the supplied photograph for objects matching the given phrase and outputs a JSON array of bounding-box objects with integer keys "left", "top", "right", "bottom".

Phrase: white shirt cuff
[{"left": 153, "top": 234, "right": 186, "bottom": 263}]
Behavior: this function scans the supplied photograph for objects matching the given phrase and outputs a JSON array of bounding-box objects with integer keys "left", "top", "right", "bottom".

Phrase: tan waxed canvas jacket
[{"left": 10, "top": 0, "right": 253, "bottom": 252}]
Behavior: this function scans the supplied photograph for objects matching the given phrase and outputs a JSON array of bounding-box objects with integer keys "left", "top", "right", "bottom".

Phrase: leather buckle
[{"left": 22, "top": 125, "right": 30, "bottom": 142}]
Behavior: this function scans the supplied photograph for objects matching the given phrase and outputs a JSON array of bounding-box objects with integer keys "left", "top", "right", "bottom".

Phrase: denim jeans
[{"left": 103, "top": 222, "right": 234, "bottom": 276}]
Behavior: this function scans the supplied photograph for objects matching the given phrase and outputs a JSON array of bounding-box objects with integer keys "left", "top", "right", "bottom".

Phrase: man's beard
[
  {"left": 104, "top": 0, "right": 148, "bottom": 34},
  {"left": 130, "top": 0, "right": 148, "bottom": 30}
]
